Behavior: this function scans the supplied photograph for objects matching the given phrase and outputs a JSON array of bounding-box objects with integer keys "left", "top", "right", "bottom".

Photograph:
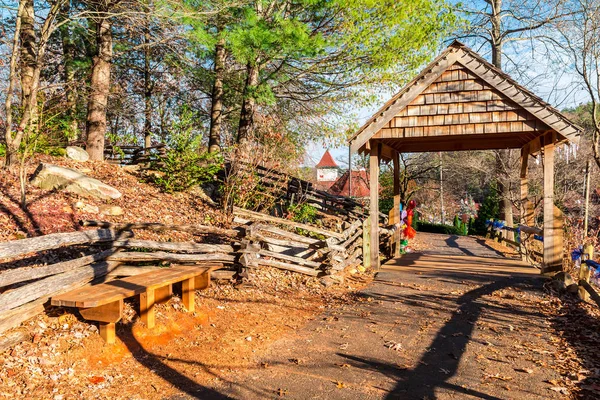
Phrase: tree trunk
[
  {"left": 60, "top": 1, "right": 78, "bottom": 140},
  {"left": 490, "top": 0, "right": 502, "bottom": 69},
  {"left": 143, "top": 20, "right": 152, "bottom": 148},
  {"left": 20, "top": 0, "right": 37, "bottom": 126},
  {"left": 489, "top": 0, "right": 514, "bottom": 232},
  {"left": 86, "top": 8, "right": 113, "bottom": 160},
  {"left": 3, "top": 0, "right": 36, "bottom": 171},
  {"left": 2, "top": 0, "right": 25, "bottom": 171},
  {"left": 236, "top": 62, "right": 260, "bottom": 144},
  {"left": 208, "top": 35, "right": 225, "bottom": 153}
]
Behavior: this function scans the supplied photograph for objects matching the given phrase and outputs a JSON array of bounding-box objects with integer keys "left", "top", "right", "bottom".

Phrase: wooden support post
[
  {"left": 542, "top": 135, "right": 562, "bottom": 273},
  {"left": 579, "top": 262, "right": 592, "bottom": 302},
  {"left": 369, "top": 142, "right": 380, "bottom": 270},
  {"left": 194, "top": 271, "right": 210, "bottom": 290},
  {"left": 140, "top": 289, "right": 155, "bottom": 328},
  {"left": 155, "top": 284, "right": 172, "bottom": 304},
  {"left": 520, "top": 146, "right": 529, "bottom": 261},
  {"left": 392, "top": 151, "right": 401, "bottom": 258},
  {"left": 99, "top": 322, "right": 116, "bottom": 344},
  {"left": 362, "top": 217, "right": 371, "bottom": 269},
  {"left": 392, "top": 151, "right": 400, "bottom": 224},
  {"left": 182, "top": 277, "right": 195, "bottom": 312}
]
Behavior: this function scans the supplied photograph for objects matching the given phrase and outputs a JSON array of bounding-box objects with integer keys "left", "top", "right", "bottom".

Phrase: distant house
[
  {"left": 329, "top": 169, "right": 370, "bottom": 198},
  {"left": 314, "top": 150, "right": 339, "bottom": 190}
]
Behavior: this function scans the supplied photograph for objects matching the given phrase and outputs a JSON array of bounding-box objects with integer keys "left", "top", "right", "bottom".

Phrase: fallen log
[
  {"left": 253, "top": 258, "right": 319, "bottom": 276},
  {"left": 0, "top": 248, "right": 117, "bottom": 288},
  {"left": 80, "top": 220, "right": 241, "bottom": 238},
  {"left": 0, "top": 260, "right": 121, "bottom": 313},
  {"left": 234, "top": 207, "right": 344, "bottom": 239},
  {"left": 106, "top": 251, "right": 235, "bottom": 263},
  {"left": 108, "top": 239, "right": 233, "bottom": 254},
  {"left": 0, "top": 229, "right": 130, "bottom": 260}
]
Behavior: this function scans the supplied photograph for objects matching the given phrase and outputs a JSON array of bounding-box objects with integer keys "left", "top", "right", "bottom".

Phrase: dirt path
[{"left": 196, "top": 234, "right": 573, "bottom": 399}]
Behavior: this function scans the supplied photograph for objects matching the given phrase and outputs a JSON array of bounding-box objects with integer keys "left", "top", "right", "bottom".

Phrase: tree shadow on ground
[
  {"left": 445, "top": 235, "right": 476, "bottom": 256},
  {"left": 116, "top": 322, "right": 236, "bottom": 400},
  {"left": 340, "top": 277, "right": 533, "bottom": 400}
]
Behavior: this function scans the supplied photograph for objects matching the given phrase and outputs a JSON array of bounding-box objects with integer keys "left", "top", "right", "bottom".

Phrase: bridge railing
[{"left": 486, "top": 220, "right": 543, "bottom": 264}]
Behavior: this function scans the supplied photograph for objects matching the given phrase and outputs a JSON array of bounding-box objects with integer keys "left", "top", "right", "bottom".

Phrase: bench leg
[
  {"left": 155, "top": 284, "right": 172, "bottom": 304},
  {"left": 140, "top": 289, "right": 155, "bottom": 328},
  {"left": 194, "top": 271, "right": 210, "bottom": 290},
  {"left": 182, "top": 277, "right": 195, "bottom": 312},
  {"left": 99, "top": 322, "right": 116, "bottom": 344},
  {"left": 79, "top": 301, "right": 122, "bottom": 344}
]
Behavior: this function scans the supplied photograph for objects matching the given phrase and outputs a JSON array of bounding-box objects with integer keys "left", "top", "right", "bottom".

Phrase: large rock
[
  {"left": 30, "top": 163, "right": 122, "bottom": 200},
  {"left": 65, "top": 146, "right": 90, "bottom": 162}
]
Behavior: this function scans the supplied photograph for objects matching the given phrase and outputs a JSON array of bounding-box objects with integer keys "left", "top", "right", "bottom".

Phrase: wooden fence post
[{"left": 363, "top": 218, "right": 371, "bottom": 269}]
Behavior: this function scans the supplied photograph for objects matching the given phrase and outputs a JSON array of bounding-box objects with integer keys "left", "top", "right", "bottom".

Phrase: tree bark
[
  {"left": 20, "top": 0, "right": 36, "bottom": 120},
  {"left": 489, "top": 0, "right": 514, "bottom": 233},
  {"left": 208, "top": 35, "right": 226, "bottom": 153},
  {"left": 143, "top": 18, "right": 152, "bottom": 148},
  {"left": 236, "top": 62, "right": 260, "bottom": 144},
  {"left": 490, "top": 0, "right": 502, "bottom": 68},
  {"left": 4, "top": 0, "right": 62, "bottom": 170},
  {"left": 3, "top": 0, "right": 26, "bottom": 171},
  {"left": 59, "top": 1, "right": 78, "bottom": 140},
  {"left": 86, "top": 6, "right": 113, "bottom": 160}
]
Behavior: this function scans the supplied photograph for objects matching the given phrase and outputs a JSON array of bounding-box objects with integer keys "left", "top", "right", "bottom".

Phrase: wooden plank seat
[{"left": 51, "top": 265, "right": 219, "bottom": 344}]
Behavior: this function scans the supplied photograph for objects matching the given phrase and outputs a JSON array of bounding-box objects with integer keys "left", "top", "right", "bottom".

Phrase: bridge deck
[{"left": 211, "top": 233, "right": 560, "bottom": 400}]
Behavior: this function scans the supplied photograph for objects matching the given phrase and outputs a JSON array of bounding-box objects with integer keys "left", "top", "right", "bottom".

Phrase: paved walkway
[{"left": 190, "top": 234, "right": 565, "bottom": 399}]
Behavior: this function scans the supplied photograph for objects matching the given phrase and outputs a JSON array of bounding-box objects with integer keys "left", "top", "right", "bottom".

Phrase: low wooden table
[{"left": 51, "top": 265, "right": 219, "bottom": 343}]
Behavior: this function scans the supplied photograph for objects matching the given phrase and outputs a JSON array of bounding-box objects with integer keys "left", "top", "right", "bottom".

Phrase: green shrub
[
  {"left": 287, "top": 202, "right": 318, "bottom": 224},
  {"left": 453, "top": 215, "right": 460, "bottom": 228},
  {"left": 149, "top": 149, "right": 222, "bottom": 193},
  {"left": 417, "top": 221, "right": 461, "bottom": 235},
  {"left": 473, "top": 181, "right": 500, "bottom": 235},
  {"left": 0, "top": 144, "right": 5, "bottom": 157},
  {"left": 147, "top": 110, "right": 222, "bottom": 193}
]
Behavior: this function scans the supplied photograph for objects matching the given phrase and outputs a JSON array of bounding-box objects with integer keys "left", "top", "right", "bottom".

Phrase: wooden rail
[{"left": 486, "top": 220, "right": 543, "bottom": 264}]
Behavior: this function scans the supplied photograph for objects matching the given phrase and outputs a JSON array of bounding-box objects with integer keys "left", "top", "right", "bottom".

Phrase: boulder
[
  {"left": 30, "top": 163, "right": 122, "bottom": 200},
  {"left": 566, "top": 283, "right": 580, "bottom": 294},
  {"left": 66, "top": 146, "right": 89, "bottom": 162},
  {"left": 553, "top": 271, "right": 575, "bottom": 286}
]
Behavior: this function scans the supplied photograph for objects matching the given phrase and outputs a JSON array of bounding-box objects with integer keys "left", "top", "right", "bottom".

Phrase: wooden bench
[{"left": 51, "top": 265, "right": 219, "bottom": 344}]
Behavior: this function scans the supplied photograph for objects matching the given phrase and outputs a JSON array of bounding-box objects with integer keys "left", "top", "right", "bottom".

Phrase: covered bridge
[{"left": 349, "top": 41, "right": 582, "bottom": 272}]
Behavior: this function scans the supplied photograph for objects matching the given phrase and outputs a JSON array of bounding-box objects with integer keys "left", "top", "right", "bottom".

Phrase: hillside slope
[{"left": 0, "top": 154, "right": 227, "bottom": 242}]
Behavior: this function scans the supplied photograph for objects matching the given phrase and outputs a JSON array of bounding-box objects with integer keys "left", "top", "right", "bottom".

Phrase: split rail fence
[{"left": 0, "top": 204, "right": 391, "bottom": 348}]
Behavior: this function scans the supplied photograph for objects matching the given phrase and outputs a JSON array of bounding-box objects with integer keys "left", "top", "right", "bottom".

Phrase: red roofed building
[
  {"left": 329, "top": 169, "right": 370, "bottom": 198},
  {"left": 315, "top": 150, "right": 339, "bottom": 190},
  {"left": 316, "top": 150, "right": 338, "bottom": 168}
]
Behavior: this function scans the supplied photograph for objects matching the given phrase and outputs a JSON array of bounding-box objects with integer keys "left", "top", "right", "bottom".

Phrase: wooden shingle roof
[{"left": 349, "top": 41, "right": 582, "bottom": 154}]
